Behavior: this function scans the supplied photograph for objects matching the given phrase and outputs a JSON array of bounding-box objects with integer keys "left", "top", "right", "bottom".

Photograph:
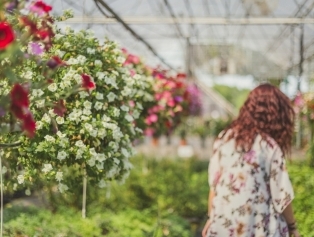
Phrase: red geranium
[
  {"left": 0, "top": 21, "right": 15, "bottom": 50},
  {"left": 81, "top": 74, "right": 96, "bottom": 90}
]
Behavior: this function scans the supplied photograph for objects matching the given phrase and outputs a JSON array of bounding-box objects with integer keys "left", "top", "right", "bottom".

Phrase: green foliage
[
  {"left": 3, "top": 206, "right": 191, "bottom": 237},
  {"left": 3, "top": 157, "right": 314, "bottom": 236},
  {"left": 212, "top": 84, "right": 250, "bottom": 110},
  {"left": 210, "top": 118, "right": 232, "bottom": 137},
  {"left": 288, "top": 162, "right": 314, "bottom": 236}
]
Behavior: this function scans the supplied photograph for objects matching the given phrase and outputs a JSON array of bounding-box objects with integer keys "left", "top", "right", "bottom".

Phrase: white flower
[
  {"left": 17, "top": 174, "right": 24, "bottom": 184},
  {"left": 96, "top": 153, "right": 106, "bottom": 162},
  {"left": 36, "top": 121, "right": 43, "bottom": 130},
  {"left": 48, "top": 83, "right": 57, "bottom": 92},
  {"left": 96, "top": 162, "right": 104, "bottom": 170},
  {"left": 90, "top": 130, "right": 97, "bottom": 137},
  {"left": 58, "top": 183, "right": 69, "bottom": 193},
  {"left": 44, "top": 135, "right": 55, "bottom": 142},
  {"left": 83, "top": 109, "right": 92, "bottom": 115},
  {"left": 132, "top": 110, "right": 140, "bottom": 119},
  {"left": 56, "top": 131, "right": 66, "bottom": 138},
  {"left": 109, "top": 141, "right": 119, "bottom": 152},
  {"left": 87, "top": 47, "right": 95, "bottom": 54},
  {"left": 67, "top": 57, "right": 78, "bottom": 65},
  {"left": 117, "top": 56, "right": 125, "bottom": 63},
  {"left": 121, "top": 148, "right": 130, "bottom": 158},
  {"left": 125, "top": 114, "right": 134, "bottom": 122},
  {"left": 84, "top": 123, "right": 93, "bottom": 132},
  {"left": 57, "top": 151, "right": 67, "bottom": 161},
  {"left": 23, "top": 71, "right": 33, "bottom": 80},
  {"left": 107, "top": 92, "right": 116, "bottom": 102},
  {"left": 83, "top": 101, "right": 92, "bottom": 109},
  {"left": 96, "top": 72, "right": 105, "bottom": 80},
  {"left": 121, "top": 87, "right": 132, "bottom": 97},
  {"left": 87, "top": 157, "right": 96, "bottom": 167},
  {"left": 96, "top": 92, "right": 104, "bottom": 100},
  {"left": 42, "top": 164, "right": 53, "bottom": 173},
  {"left": 76, "top": 149, "right": 84, "bottom": 159},
  {"left": 97, "top": 128, "right": 106, "bottom": 139},
  {"left": 105, "top": 77, "right": 117, "bottom": 87},
  {"left": 137, "top": 103, "right": 143, "bottom": 110},
  {"left": 56, "top": 116, "right": 64, "bottom": 124},
  {"left": 25, "top": 189, "right": 31, "bottom": 196},
  {"left": 94, "top": 60, "right": 103, "bottom": 67},
  {"left": 36, "top": 99, "right": 45, "bottom": 108},
  {"left": 75, "top": 140, "right": 86, "bottom": 148},
  {"left": 81, "top": 115, "right": 89, "bottom": 121},
  {"left": 77, "top": 55, "right": 86, "bottom": 64},
  {"left": 48, "top": 109, "right": 57, "bottom": 117},
  {"left": 112, "top": 108, "right": 120, "bottom": 117},
  {"left": 94, "top": 102, "right": 103, "bottom": 111},
  {"left": 55, "top": 172, "right": 63, "bottom": 182},
  {"left": 32, "top": 89, "right": 44, "bottom": 97},
  {"left": 64, "top": 41, "right": 71, "bottom": 48},
  {"left": 120, "top": 105, "right": 129, "bottom": 112},
  {"left": 54, "top": 34, "right": 63, "bottom": 40},
  {"left": 98, "top": 179, "right": 107, "bottom": 188},
  {"left": 79, "top": 91, "right": 89, "bottom": 98}
]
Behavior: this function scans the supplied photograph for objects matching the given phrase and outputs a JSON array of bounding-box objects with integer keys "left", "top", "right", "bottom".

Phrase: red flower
[
  {"left": 10, "top": 84, "right": 29, "bottom": 107},
  {"left": 22, "top": 113, "right": 36, "bottom": 138},
  {"left": 33, "top": 1, "right": 52, "bottom": 13},
  {"left": 0, "top": 22, "right": 15, "bottom": 50},
  {"left": 47, "top": 56, "right": 66, "bottom": 69},
  {"left": 81, "top": 74, "right": 95, "bottom": 90},
  {"left": 10, "top": 103, "right": 27, "bottom": 119},
  {"left": 29, "top": 0, "right": 52, "bottom": 16},
  {"left": 53, "top": 100, "right": 66, "bottom": 117}
]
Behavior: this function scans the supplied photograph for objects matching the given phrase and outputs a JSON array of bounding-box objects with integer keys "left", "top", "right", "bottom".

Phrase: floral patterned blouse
[{"left": 207, "top": 131, "right": 294, "bottom": 237}]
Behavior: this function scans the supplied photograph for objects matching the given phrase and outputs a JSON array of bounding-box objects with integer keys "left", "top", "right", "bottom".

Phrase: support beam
[{"left": 61, "top": 17, "right": 314, "bottom": 25}]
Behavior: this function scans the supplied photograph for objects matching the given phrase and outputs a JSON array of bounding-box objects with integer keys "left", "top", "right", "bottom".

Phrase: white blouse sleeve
[
  {"left": 208, "top": 138, "right": 222, "bottom": 189},
  {"left": 269, "top": 146, "right": 295, "bottom": 213}
]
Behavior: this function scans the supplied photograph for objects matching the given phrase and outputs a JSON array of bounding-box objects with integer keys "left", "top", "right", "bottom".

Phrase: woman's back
[{"left": 207, "top": 132, "right": 294, "bottom": 237}]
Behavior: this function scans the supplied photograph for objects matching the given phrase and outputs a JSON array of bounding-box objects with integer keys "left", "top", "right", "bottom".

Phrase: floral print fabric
[{"left": 207, "top": 132, "right": 294, "bottom": 237}]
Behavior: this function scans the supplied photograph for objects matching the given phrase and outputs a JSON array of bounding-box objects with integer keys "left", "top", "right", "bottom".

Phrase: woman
[{"left": 202, "top": 84, "right": 301, "bottom": 237}]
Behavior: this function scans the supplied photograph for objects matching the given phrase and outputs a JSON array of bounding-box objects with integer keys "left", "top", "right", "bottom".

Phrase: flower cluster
[
  {"left": 0, "top": 0, "right": 67, "bottom": 137},
  {"left": 4, "top": 28, "right": 145, "bottom": 192},
  {"left": 143, "top": 69, "right": 191, "bottom": 137},
  {"left": 293, "top": 92, "right": 314, "bottom": 120}
]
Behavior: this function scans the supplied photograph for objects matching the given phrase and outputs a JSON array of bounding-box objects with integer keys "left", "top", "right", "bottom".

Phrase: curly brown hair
[{"left": 221, "top": 83, "right": 295, "bottom": 157}]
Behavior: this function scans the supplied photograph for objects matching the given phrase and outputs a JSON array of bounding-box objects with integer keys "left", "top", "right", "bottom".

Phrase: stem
[{"left": 82, "top": 169, "right": 87, "bottom": 219}]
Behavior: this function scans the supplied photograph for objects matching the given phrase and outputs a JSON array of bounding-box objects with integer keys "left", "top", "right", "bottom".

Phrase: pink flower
[
  {"left": 144, "top": 128, "right": 155, "bottom": 136},
  {"left": 29, "top": 0, "right": 52, "bottom": 16},
  {"left": 129, "top": 69, "right": 136, "bottom": 77},
  {"left": 294, "top": 92, "right": 304, "bottom": 107},
  {"left": 29, "top": 42, "right": 44, "bottom": 55},
  {"left": 167, "top": 99, "right": 175, "bottom": 107}
]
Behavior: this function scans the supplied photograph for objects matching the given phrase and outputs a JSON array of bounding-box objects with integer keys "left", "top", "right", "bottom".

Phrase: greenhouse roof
[{"left": 46, "top": 0, "right": 314, "bottom": 80}]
